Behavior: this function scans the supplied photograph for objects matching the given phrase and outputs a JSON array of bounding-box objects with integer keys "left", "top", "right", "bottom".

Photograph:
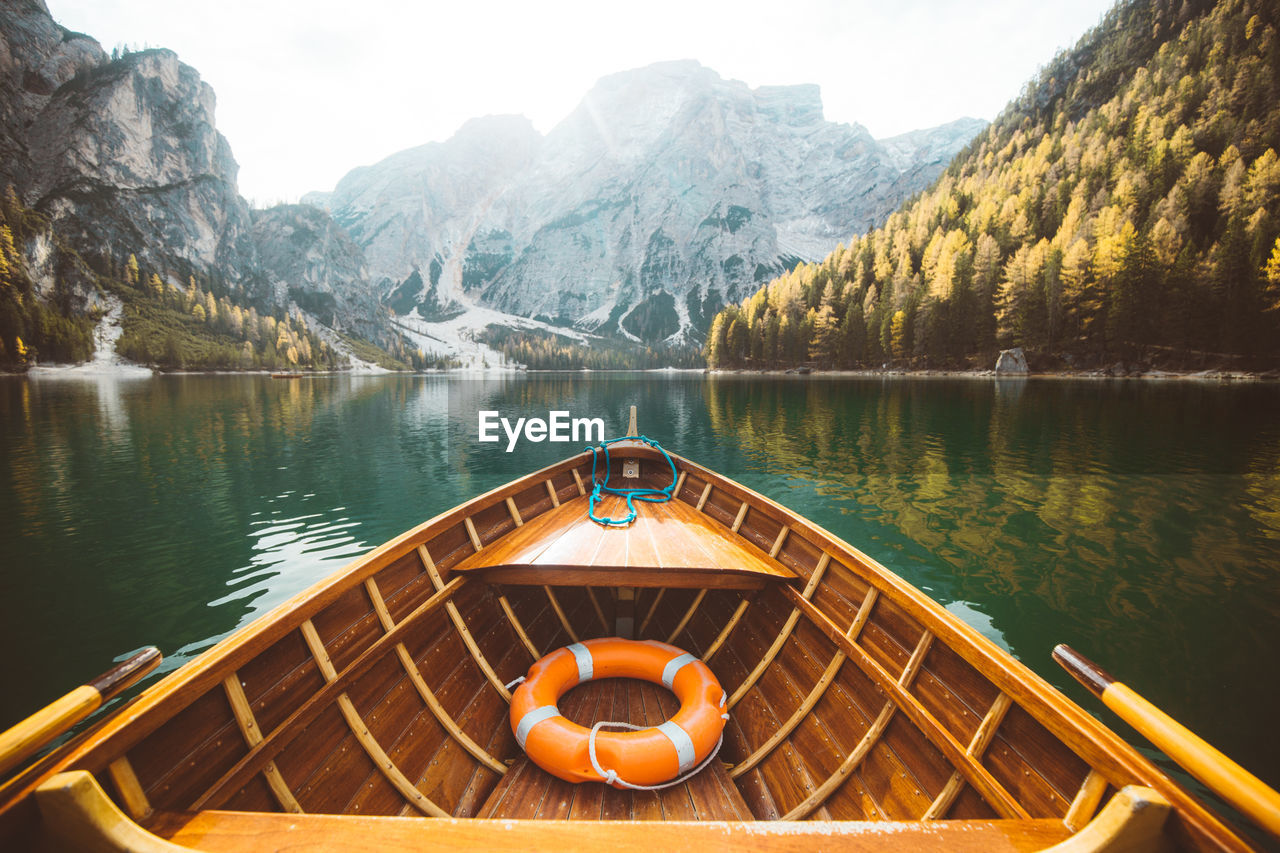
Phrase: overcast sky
[{"left": 46, "top": 0, "right": 1117, "bottom": 205}]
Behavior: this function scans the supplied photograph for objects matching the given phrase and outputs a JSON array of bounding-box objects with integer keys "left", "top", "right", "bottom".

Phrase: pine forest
[{"left": 706, "top": 0, "right": 1280, "bottom": 372}]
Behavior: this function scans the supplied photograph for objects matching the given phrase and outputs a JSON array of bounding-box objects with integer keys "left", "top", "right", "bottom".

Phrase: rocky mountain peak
[
  {"left": 449, "top": 114, "right": 541, "bottom": 150},
  {"left": 31, "top": 48, "right": 227, "bottom": 196},
  {"left": 317, "top": 63, "right": 987, "bottom": 346},
  {"left": 751, "top": 84, "right": 825, "bottom": 127}
]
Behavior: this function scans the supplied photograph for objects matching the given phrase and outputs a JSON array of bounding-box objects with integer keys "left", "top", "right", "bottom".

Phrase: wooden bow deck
[{"left": 451, "top": 492, "right": 800, "bottom": 590}]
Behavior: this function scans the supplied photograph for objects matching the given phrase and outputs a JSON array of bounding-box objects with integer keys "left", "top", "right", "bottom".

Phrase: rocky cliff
[
  {"left": 250, "top": 204, "right": 386, "bottom": 341},
  {"left": 25, "top": 48, "right": 259, "bottom": 288},
  {"left": 0, "top": 0, "right": 388, "bottom": 362},
  {"left": 315, "top": 61, "right": 986, "bottom": 343}
]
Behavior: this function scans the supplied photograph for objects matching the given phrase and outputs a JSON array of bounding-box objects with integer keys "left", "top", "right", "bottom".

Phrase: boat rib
[
  {"left": 189, "top": 576, "right": 467, "bottom": 811},
  {"left": 785, "top": 585, "right": 1031, "bottom": 820},
  {"left": 105, "top": 756, "right": 152, "bottom": 821},
  {"left": 727, "top": 552, "right": 830, "bottom": 708},
  {"left": 221, "top": 673, "right": 303, "bottom": 813},
  {"left": 497, "top": 595, "right": 541, "bottom": 660},
  {"left": 923, "top": 691, "right": 1013, "bottom": 819},
  {"left": 702, "top": 595, "right": 750, "bottom": 662},
  {"left": 299, "top": 619, "right": 450, "bottom": 818},
  {"left": 418, "top": 545, "right": 511, "bottom": 701},
  {"left": 363, "top": 578, "right": 507, "bottom": 775},
  {"left": 730, "top": 582, "right": 873, "bottom": 780},
  {"left": 664, "top": 589, "right": 707, "bottom": 643}
]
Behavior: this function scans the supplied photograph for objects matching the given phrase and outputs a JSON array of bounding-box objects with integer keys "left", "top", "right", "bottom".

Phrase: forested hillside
[
  {"left": 0, "top": 187, "right": 97, "bottom": 366},
  {"left": 707, "top": 0, "right": 1280, "bottom": 371},
  {"left": 0, "top": 190, "right": 436, "bottom": 371},
  {"left": 477, "top": 326, "right": 703, "bottom": 370}
]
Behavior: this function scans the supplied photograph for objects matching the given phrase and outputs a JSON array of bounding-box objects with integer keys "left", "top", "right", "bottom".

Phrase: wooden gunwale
[{"left": 0, "top": 445, "right": 1253, "bottom": 853}]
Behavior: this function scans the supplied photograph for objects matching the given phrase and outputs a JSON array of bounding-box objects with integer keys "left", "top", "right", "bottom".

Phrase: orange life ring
[{"left": 510, "top": 638, "right": 727, "bottom": 788}]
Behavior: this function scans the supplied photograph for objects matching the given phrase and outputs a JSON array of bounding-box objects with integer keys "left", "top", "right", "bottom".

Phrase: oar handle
[
  {"left": 1054, "top": 644, "right": 1280, "bottom": 840},
  {"left": 0, "top": 647, "right": 161, "bottom": 779}
]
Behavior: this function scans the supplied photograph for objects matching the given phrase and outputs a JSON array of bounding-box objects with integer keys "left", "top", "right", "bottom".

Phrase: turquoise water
[{"left": 1, "top": 372, "right": 1278, "bottom": 818}]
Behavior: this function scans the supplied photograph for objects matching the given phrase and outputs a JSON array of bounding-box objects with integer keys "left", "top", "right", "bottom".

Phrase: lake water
[{"left": 1, "top": 372, "right": 1278, "bottom": 821}]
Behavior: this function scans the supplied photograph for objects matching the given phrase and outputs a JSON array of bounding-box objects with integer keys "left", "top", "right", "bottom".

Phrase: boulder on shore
[{"left": 995, "top": 347, "right": 1028, "bottom": 374}]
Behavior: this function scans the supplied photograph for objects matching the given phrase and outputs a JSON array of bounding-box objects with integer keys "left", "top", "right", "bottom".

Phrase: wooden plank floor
[{"left": 478, "top": 679, "right": 751, "bottom": 820}]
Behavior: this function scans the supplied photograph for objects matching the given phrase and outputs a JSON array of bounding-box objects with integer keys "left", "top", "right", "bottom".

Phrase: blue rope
[{"left": 583, "top": 435, "right": 678, "bottom": 526}]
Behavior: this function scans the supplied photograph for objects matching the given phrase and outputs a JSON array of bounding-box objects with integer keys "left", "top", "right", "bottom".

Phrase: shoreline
[
  {"left": 706, "top": 367, "right": 1280, "bottom": 381},
  {"left": 5, "top": 364, "right": 1278, "bottom": 381}
]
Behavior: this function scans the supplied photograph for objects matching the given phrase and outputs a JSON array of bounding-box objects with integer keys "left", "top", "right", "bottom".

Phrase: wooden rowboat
[{"left": 0, "top": 421, "right": 1273, "bottom": 851}]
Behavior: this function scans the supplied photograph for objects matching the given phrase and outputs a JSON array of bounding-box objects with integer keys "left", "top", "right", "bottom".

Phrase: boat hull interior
[{"left": 0, "top": 447, "right": 1254, "bottom": 852}]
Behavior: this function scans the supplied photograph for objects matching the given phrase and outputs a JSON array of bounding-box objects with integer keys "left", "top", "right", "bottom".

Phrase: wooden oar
[
  {"left": 0, "top": 647, "right": 161, "bottom": 779},
  {"left": 1054, "top": 643, "right": 1280, "bottom": 840}
]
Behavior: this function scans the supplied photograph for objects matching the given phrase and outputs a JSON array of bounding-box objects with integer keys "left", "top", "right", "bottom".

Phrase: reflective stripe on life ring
[
  {"left": 510, "top": 637, "right": 727, "bottom": 788},
  {"left": 655, "top": 720, "right": 696, "bottom": 773},
  {"left": 661, "top": 652, "right": 697, "bottom": 689},
  {"left": 515, "top": 704, "right": 560, "bottom": 750},
  {"left": 566, "top": 642, "right": 593, "bottom": 683}
]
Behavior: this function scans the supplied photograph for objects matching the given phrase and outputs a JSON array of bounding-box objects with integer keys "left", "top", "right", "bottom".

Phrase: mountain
[
  {"left": 707, "top": 0, "right": 1280, "bottom": 372},
  {"left": 312, "top": 61, "right": 986, "bottom": 345},
  {"left": 0, "top": 0, "right": 407, "bottom": 371},
  {"left": 249, "top": 204, "right": 386, "bottom": 341}
]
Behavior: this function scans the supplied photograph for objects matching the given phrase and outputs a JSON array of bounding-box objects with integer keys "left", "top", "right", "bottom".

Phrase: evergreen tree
[
  {"left": 1265, "top": 237, "right": 1280, "bottom": 312},
  {"left": 890, "top": 310, "right": 908, "bottom": 364},
  {"left": 809, "top": 283, "right": 841, "bottom": 365}
]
